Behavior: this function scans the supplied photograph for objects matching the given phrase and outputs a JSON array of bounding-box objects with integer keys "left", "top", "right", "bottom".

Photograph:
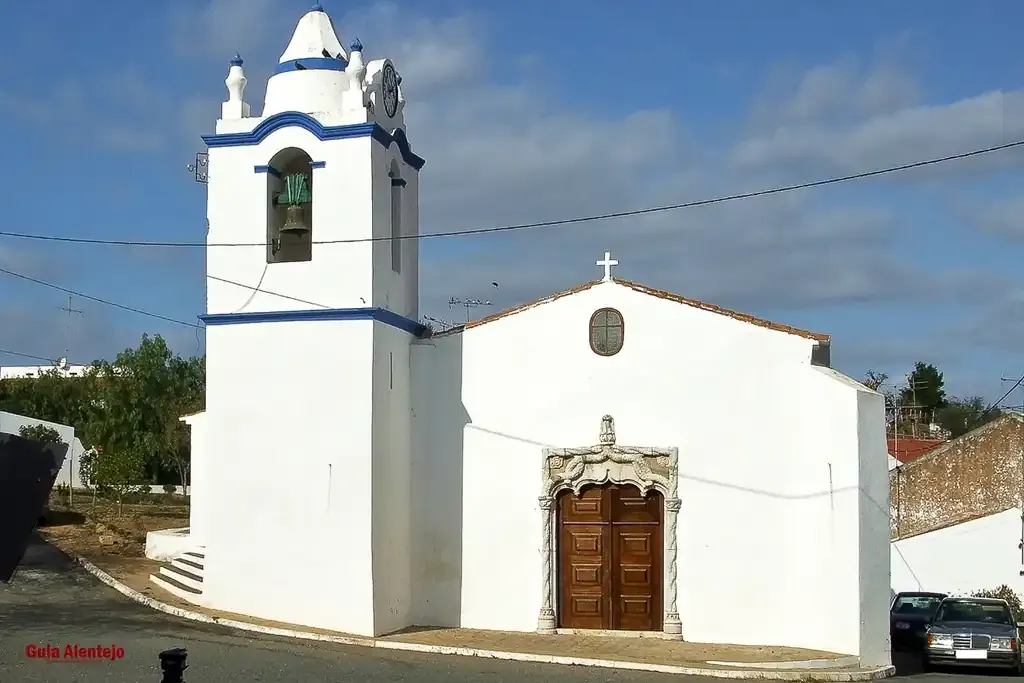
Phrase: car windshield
[
  {"left": 934, "top": 601, "right": 1014, "bottom": 625},
  {"left": 892, "top": 595, "right": 943, "bottom": 616}
]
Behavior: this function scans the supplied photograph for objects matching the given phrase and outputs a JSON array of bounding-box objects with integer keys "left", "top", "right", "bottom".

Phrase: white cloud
[
  {"left": 159, "top": 4, "right": 1005, "bottom": 325},
  {"left": 168, "top": 0, "right": 284, "bottom": 62},
  {"left": 976, "top": 195, "right": 1024, "bottom": 239},
  {"left": 734, "top": 87, "right": 1024, "bottom": 177}
]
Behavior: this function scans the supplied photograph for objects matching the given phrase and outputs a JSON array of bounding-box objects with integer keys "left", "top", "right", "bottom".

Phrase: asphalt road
[{"left": 0, "top": 536, "right": 1015, "bottom": 683}]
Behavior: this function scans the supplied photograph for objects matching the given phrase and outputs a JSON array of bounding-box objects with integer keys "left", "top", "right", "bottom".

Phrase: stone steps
[{"left": 149, "top": 546, "right": 205, "bottom": 606}]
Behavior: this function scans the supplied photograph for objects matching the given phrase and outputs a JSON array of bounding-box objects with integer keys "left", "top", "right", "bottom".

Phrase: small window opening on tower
[
  {"left": 266, "top": 147, "right": 314, "bottom": 264},
  {"left": 390, "top": 160, "right": 404, "bottom": 274}
]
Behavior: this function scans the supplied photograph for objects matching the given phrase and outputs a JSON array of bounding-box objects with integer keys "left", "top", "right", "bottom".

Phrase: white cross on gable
[{"left": 596, "top": 251, "right": 619, "bottom": 281}]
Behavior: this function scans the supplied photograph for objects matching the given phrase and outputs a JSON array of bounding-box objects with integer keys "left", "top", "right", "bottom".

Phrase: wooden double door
[{"left": 557, "top": 482, "right": 663, "bottom": 631}]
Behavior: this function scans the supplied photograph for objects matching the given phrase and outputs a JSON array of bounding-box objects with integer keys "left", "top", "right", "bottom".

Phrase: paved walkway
[
  {"left": 0, "top": 535, "right": 711, "bottom": 683},
  {"left": 84, "top": 554, "right": 885, "bottom": 678}
]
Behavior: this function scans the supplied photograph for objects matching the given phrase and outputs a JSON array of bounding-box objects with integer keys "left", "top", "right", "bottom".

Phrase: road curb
[{"left": 75, "top": 557, "right": 895, "bottom": 681}]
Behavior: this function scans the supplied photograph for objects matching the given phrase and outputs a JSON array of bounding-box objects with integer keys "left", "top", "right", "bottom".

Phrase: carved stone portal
[{"left": 538, "top": 415, "right": 682, "bottom": 639}]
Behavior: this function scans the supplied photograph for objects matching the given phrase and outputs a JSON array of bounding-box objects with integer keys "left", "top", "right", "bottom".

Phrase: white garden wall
[
  {"left": 0, "top": 410, "right": 86, "bottom": 489},
  {"left": 892, "top": 508, "right": 1024, "bottom": 597}
]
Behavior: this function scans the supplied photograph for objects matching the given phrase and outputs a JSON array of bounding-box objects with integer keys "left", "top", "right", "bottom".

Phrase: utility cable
[
  {"left": 0, "top": 139, "right": 1021, "bottom": 249},
  {"left": 0, "top": 266, "right": 201, "bottom": 329},
  {"left": 988, "top": 376, "right": 1024, "bottom": 412},
  {"left": 0, "top": 348, "right": 60, "bottom": 363},
  {"left": 0, "top": 267, "right": 332, "bottom": 331},
  {"left": 208, "top": 273, "right": 329, "bottom": 309}
]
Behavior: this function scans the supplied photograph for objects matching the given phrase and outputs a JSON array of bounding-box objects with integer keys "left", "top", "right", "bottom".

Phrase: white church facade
[{"left": 147, "top": 5, "right": 892, "bottom": 667}]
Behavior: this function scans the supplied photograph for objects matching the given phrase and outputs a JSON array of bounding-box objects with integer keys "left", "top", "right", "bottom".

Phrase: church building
[{"left": 146, "top": 5, "right": 892, "bottom": 668}]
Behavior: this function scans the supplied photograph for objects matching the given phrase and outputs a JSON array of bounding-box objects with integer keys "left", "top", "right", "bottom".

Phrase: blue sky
[{"left": 0, "top": 0, "right": 1022, "bottom": 404}]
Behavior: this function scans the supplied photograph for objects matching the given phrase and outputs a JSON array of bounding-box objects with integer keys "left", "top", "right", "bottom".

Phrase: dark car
[
  {"left": 925, "top": 597, "right": 1022, "bottom": 674},
  {"left": 891, "top": 591, "right": 947, "bottom": 650}
]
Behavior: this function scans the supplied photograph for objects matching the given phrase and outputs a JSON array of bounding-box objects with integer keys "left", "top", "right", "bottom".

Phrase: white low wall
[
  {"left": 892, "top": 508, "right": 1024, "bottom": 595},
  {"left": 145, "top": 528, "right": 193, "bottom": 561}
]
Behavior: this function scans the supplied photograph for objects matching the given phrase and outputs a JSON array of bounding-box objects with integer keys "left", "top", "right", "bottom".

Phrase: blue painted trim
[
  {"left": 202, "top": 112, "right": 426, "bottom": 170},
  {"left": 275, "top": 57, "right": 348, "bottom": 74},
  {"left": 310, "top": 161, "right": 326, "bottom": 169},
  {"left": 254, "top": 164, "right": 281, "bottom": 177},
  {"left": 199, "top": 307, "right": 427, "bottom": 337}
]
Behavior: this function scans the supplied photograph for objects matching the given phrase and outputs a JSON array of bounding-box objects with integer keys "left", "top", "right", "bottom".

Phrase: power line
[
  {"left": 1, "top": 139, "right": 1022, "bottom": 250},
  {"left": 0, "top": 348, "right": 59, "bottom": 363},
  {"left": 990, "top": 376, "right": 1024, "bottom": 412},
  {"left": 0, "top": 266, "right": 201, "bottom": 329},
  {"left": 207, "top": 274, "right": 329, "bottom": 309},
  {"left": 0, "top": 267, "right": 332, "bottom": 332}
]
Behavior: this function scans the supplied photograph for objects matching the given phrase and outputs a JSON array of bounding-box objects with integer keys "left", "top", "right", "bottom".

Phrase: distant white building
[
  {"left": 0, "top": 362, "right": 90, "bottom": 380},
  {"left": 146, "top": 4, "right": 892, "bottom": 668}
]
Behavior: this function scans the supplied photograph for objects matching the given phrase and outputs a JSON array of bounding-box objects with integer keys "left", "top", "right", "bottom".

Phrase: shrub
[
  {"left": 971, "top": 585, "right": 1024, "bottom": 621},
  {"left": 163, "top": 483, "right": 178, "bottom": 496},
  {"left": 18, "top": 424, "right": 64, "bottom": 445}
]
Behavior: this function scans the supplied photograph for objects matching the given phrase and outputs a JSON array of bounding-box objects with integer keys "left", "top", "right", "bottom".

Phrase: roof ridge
[{"left": 429, "top": 277, "right": 829, "bottom": 343}]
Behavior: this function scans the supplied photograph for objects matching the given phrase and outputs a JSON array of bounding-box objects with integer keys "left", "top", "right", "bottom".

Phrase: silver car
[{"left": 924, "top": 597, "right": 1022, "bottom": 674}]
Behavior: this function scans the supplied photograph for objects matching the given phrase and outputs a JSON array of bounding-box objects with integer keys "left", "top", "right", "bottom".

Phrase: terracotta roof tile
[
  {"left": 431, "top": 277, "right": 830, "bottom": 343},
  {"left": 887, "top": 438, "right": 945, "bottom": 464}
]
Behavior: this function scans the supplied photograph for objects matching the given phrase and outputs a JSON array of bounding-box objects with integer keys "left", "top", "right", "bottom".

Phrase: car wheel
[{"left": 921, "top": 659, "right": 932, "bottom": 673}]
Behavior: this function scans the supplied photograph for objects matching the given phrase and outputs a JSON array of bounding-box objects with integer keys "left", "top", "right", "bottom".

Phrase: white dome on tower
[{"left": 262, "top": 4, "right": 352, "bottom": 117}]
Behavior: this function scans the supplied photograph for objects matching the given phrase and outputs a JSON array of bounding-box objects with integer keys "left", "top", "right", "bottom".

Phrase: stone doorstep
[{"left": 81, "top": 555, "right": 889, "bottom": 679}]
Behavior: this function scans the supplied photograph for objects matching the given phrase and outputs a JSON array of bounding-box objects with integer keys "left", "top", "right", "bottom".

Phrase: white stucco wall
[
  {"left": 892, "top": 508, "right": 1024, "bottom": 597},
  {"left": 370, "top": 322, "right": 414, "bottom": 634},
  {"left": 182, "top": 412, "right": 208, "bottom": 546},
  {"left": 409, "top": 281, "right": 889, "bottom": 663},
  {"left": 207, "top": 117, "right": 418, "bottom": 320},
  {"left": 201, "top": 320, "right": 377, "bottom": 633},
  {"left": 0, "top": 411, "right": 85, "bottom": 488}
]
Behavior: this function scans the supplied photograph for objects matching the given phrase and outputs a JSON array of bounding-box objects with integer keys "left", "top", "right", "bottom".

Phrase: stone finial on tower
[
  {"left": 345, "top": 38, "right": 367, "bottom": 95},
  {"left": 222, "top": 53, "right": 250, "bottom": 120}
]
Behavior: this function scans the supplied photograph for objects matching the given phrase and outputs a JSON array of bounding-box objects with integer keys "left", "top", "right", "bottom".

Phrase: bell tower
[
  {"left": 195, "top": 4, "right": 426, "bottom": 638},
  {"left": 200, "top": 4, "right": 424, "bottom": 321}
]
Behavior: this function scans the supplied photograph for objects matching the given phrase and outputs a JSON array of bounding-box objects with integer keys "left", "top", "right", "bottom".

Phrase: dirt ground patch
[{"left": 38, "top": 493, "right": 189, "bottom": 560}]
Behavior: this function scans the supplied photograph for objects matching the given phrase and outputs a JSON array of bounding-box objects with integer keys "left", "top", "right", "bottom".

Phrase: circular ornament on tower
[{"left": 381, "top": 62, "right": 399, "bottom": 118}]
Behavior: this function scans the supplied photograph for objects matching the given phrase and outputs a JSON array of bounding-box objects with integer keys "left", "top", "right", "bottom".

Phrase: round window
[{"left": 589, "top": 308, "right": 624, "bottom": 356}]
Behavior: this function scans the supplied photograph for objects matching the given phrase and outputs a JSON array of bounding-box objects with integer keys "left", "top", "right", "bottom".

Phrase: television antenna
[
  {"left": 449, "top": 297, "right": 492, "bottom": 322},
  {"left": 57, "top": 295, "right": 82, "bottom": 363}
]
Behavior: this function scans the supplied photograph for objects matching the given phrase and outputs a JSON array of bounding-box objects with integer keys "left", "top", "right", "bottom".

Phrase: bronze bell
[{"left": 280, "top": 204, "right": 309, "bottom": 234}]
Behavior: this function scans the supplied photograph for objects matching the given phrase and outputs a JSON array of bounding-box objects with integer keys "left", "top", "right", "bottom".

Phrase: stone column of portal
[
  {"left": 537, "top": 495, "right": 557, "bottom": 634},
  {"left": 663, "top": 497, "right": 683, "bottom": 639}
]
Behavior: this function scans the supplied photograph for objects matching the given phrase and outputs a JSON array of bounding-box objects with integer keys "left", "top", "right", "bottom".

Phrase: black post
[{"left": 159, "top": 648, "right": 188, "bottom": 683}]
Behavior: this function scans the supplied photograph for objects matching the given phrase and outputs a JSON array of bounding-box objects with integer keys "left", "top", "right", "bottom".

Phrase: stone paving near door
[{"left": 77, "top": 555, "right": 886, "bottom": 677}]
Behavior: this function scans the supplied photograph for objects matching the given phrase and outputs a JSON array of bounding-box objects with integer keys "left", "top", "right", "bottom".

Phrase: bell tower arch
[{"left": 266, "top": 147, "right": 315, "bottom": 264}]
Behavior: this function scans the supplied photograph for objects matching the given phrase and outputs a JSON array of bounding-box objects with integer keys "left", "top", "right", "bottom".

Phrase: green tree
[
  {"left": 935, "top": 396, "right": 1002, "bottom": 439},
  {"left": 863, "top": 370, "right": 888, "bottom": 391},
  {"left": 81, "top": 335, "right": 203, "bottom": 510},
  {"left": 78, "top": 446, "right": 146, "bottom": 516},
  {"left": 18, "top": 423, "right": 63, "bottom": 445},
  {"left": 901, "top": 362, "right": 947, "bottom": 420},
  {"left": 0, "top": 368, "right": 98, "bottom": 436}
]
